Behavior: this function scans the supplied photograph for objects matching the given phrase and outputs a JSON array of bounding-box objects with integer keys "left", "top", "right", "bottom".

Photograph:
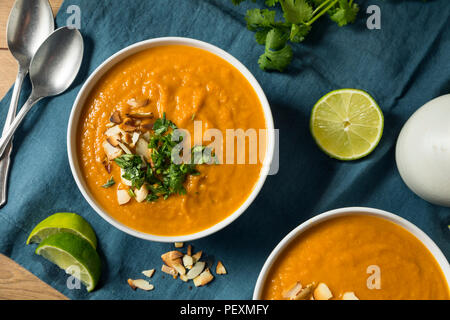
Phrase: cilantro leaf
[
  {"left": 280, "top": 0, "right": 313, "bottom": 24},
  {"left": 329, "top": 0, "right": 359, "bottom": 27},
  {"left": 245, "top": 8, "right": 276, "bottom": 31},
  {"left": 265, "top": 0, "right": 279, "bottom": 6},
  {"left": 289, "top": 23, "right": 311, "bottom": 42},
  {"left": 102, "top": 177, "right": 115, "bottom": 188},
  {"left": 258, "top": 28, "right": 293, "bottom": 72},
  {"left": 152, "top": 112, "right": 177, "bottom": 135}
]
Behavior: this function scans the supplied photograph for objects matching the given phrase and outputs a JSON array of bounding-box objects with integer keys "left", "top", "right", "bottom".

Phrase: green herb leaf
[
  {"left": 152, "top": 112, "right": 177, "bottom": 135},
  {"left": 128, "top": 189, "right": 136, "bottom": 198},
  {"left": 280, "top": 0, "right": 313, "bottom": 24},
  {"left": 245, "top": 9, "right": 276, "bottom": 31},
  {"left": 329, "top": 0, "right": 359, "bottom": 27},
  {"left": 258, "top": 28, "right": 293, "bottom": 72},
  {"left": 289, "top": 23, "right": 311, "bottom": 42},
  {"left": 101, "top": 177, "right": 115, "bottom": 188},
  {"left": 265, "top": 0, "right": 279, "bottom": 7}
]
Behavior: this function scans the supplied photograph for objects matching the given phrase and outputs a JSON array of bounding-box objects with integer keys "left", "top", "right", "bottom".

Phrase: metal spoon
[
  {"left": 0, "top": 0, "right": 54, "bottom": 207},
  {"left": 0, "top": 27, "right": 84, "bottom": 159}
]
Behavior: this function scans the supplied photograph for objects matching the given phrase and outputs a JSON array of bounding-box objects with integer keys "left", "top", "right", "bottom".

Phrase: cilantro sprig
[
  {"left": 235, "top": 0, "right": 359, "bottom": 71},
  {"left": 113, "top": 114, "right": 214, "bottom": 202}
]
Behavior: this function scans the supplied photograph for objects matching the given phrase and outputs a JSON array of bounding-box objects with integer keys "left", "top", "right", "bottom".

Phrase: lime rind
[
  {"left": 310, "top": 89, "right": 384, "bottom": 161},
  {"left": 27, "top": 212, "right": 97, "bottom": 249},
  {"left": 36, "top": 232, "right": 101, "bottom": 292}
]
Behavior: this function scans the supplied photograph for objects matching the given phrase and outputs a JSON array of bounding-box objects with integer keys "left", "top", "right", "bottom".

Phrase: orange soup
[
  {"left": 262, "top": 215, "right": 449, "bottom": 300},
  {"left": 78, "top": 45, "right": 266, "bottom": 236}
]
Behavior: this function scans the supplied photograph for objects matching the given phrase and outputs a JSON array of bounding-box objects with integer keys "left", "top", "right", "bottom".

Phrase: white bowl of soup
[
  {"left": 67, "top": 37, "right": 275, "bottom": 242},
  {"left": 254, "top": 207, "right": 450, "bottom": 300}
]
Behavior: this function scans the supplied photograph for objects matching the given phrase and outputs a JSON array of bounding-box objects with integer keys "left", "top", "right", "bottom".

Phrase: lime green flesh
[
  {"left": 310, "top": 89, "right": 384, "bottom": 160},
  {"left": 36, "top": 232, "right": 101, "bottom": 292},
  {"left": 27, "top": 212, "right": 97, "bottom": 249}
]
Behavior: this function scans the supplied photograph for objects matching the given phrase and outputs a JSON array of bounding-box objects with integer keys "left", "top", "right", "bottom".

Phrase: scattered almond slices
[
  {"left": 186, "top": 261, "right": 205, "bottom": 280},
  {"left": 216, "top": 261, "right": 227, "bottom": 275},
  {"left": 110, "top": 111, "right": 122, "bottom": 124},
  {"left": 193, "top": 269, "right": 214, "bottom": 287},
  {"left": 174, "top": 242, "right": 184, "bottom": 248},
  {"left": 292, "top": 283, "right": 315, "bottom": 300},
  {"left": 127, "top": 112, "right": 153, "bottom": 119},
  {"left": 314, "top": 282, "right": 333, "bottom": 300},
  {"left": 342, "top": 292, "right": 359, "bottom": 300},
  {"left": 142, "top": 269, "right": 155, "bottom": 278},
  {"left": 127, "top": 279, "right": 154, "bottom": 291},
  {"left": 127, "top": 98, "right": 149, "bottom": 108},
  {"left": 128, "top": 245, "right": 225, "bottom": 293},
  {"left": 282, "top": 281, "right": 303, "bottom": 299}
]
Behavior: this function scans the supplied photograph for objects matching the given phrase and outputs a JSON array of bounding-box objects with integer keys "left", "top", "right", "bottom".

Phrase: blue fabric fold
[{"left": 0, "top": 0, "right": 449, "bottom": 299}]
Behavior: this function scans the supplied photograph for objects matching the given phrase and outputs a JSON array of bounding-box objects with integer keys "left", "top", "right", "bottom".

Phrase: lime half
[
  {"left": 310, "top": 89, "right": 384, "bottom": 160},
  {"left": 27, "top": 212, "right": 97, "bottom": 249},
  {"left": 36, "top": 232, "right": 101, "bottom": 292}
]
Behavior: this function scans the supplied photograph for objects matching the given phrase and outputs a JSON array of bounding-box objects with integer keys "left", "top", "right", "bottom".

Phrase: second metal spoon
[{"left": 0, "top": 27, "right": 84, "bottom": 159}]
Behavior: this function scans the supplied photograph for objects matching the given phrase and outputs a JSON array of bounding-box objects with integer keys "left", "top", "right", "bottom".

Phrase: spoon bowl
[
  {"left": 7, "top": 0, "right": 54, "bottom": 67},
  {"left": 30, "top": 27, "right": 84, "bottom": 98},
  {"left": 0, "top": 26, "right": 84, "bottom": 158}
]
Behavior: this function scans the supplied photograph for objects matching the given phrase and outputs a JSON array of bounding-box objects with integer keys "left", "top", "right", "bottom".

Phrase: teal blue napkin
[{"left": 0, "top": 0, "right": 449, "bottom": 299}]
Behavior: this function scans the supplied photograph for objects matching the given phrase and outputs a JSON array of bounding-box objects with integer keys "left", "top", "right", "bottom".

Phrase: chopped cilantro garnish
[
  {"left": 112, "top": 113, "right": 215, "bottom": 202},
  {"left": 101, "top": 177, "right": 115, "bottom": 188}
]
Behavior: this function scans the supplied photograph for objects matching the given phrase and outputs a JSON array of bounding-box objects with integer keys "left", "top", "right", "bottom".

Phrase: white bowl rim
[
  {"left": 253, "top": 206, "right": 450, "bottom": 299},
  {"left": 67, "top": 37, "right": 275, "bottom": 243}
]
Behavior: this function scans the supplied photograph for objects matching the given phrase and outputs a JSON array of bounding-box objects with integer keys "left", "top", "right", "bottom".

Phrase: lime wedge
[
  {"left": 35, "top": 232, "right": 101, "bottom": 292},
  {"left": 27, "top": 212, "right": 97, "bottom": 249},
  {"left": 310, "top": 89, "right": 384, "bottom": 160}
]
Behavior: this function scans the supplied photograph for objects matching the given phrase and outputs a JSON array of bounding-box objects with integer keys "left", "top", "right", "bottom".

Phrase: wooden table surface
[{"left": 0, "top": 0, "right": 68, "bottom": 300}]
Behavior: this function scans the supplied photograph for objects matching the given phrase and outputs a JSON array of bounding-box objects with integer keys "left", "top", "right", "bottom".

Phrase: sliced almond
[
  {"left": 314, "top": 283, "right": 333, "bottom": 300},
  {"left": 127, "top": 278, "right": 137, "bottom": 290},
  {"left": 292, "top": 283, "right": 315, "bottom": 300},
  {"left": 105, "top": 122, "right": 115, "bottom": 128},
  {"left": 135, "top": 184, "right": 149, "bottom": 203},
  {"left": 183, "top": 255, "right": 194, "bottom": 269},
  {"left": 128, "top": 279, "right": 154, "bottom": 291},
  {"left": 110, "top": 111, "right": 122, "bottom": 124},
  {"left": 136, "top": 138, "right": 150, "bottom": 159},
  {"left": 105, "top": 125, "right": 124, "bottom": 137},
  {"left": 141, "top": 131, "right": 151, "bottom": 141},
  {"left": 342, "top": 292, "right": 359, "bottom": 300},
  {"left": 174, "top": 242, "right": 184, "bottom": 248},
  {"left": 127, "top": 98, "right": 149, "bottom": 108},
  {"left": 127, "top": 112, "right": 153, "bottom": 119},
  {"left": 192, "top": 251, "right": 202, "bottom": 263},
  {"left": 172, "top": 262, "right": 186, "bottom": 276},
  {"left": 187, "top": 245, "right": 192, "bottom": 256},
  {"left": 186, "top": 261, "right": 205, "bottom": 280},
  {"left": 193, "top": 269, "right": 214, "bottom": 287},
  {"left": 179, "top": 274, "right": 188, "bottom": 282},
  {"left": 106, "top": 136, "right": 120, "bottom": 147},
  {"left": 283, "top": 281, "right": 302, "bottom": 299},
  {"left": 131, "top": 132, "right": 140, "bottom": 147},
  {"left": 161, "top": 251, "right": 183, "bottom": 268},
  {"left": 103, "top": 141, "right": 123, "bottom": 160},
  {"left": 118, "top": 142, "right": 132, "bottom": 154},
  {"left": 161, "top": 264, "right": 178, "bottom": 278},
  {"left": 117, "top": 189, "right": 131, "bottom": 205},
  {"left": 216, "top": 261, "right": 227, "bottom": 275},
  {"left": 142, "top": 269, "right": 155, "bottom": 278}
]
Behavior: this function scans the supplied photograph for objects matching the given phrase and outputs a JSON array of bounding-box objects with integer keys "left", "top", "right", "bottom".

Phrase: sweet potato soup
[
  {"left": 77, "top": 45, "right": 266, "bottom": 236},
  {"left": 262, "top": 215, "right": 449, "bottom": 300}
]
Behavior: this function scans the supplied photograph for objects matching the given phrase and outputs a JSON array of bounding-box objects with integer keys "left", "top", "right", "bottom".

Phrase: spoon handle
[
  {"left": 0, "top": 67, "right": 27, "bottom": 207},
  {"left": 0, "top": 93, "right": 41, "bottom": 160}
]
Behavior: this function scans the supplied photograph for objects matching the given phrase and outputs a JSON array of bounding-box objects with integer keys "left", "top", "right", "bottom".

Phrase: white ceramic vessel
[
  {"left": 253, "top": 207, "right": 450, "bottom": 299},
  {"left": 67, "top": 37, "right": 275, "bottom": 243},
  {"left": 396, "top": 94, "right": 450, "bottom": 207}
]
